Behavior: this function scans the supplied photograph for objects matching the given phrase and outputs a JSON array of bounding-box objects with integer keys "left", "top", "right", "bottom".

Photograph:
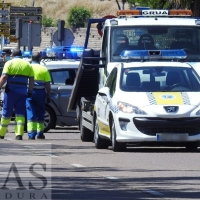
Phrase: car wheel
[
  {"left": 94, "top": 117, "right": 109, "bottom": 149},
  {"left": 185, "top": 142, "right": 199, "bottom": 151},
  {"left": 80, "top": 111, "right": 94, "bottom": 142},
  {"left": 111, "top": 120, "right": 126, "bottom": 152},
  {"left": 44, "top": 106, "right": 56, "bottom": 132}
]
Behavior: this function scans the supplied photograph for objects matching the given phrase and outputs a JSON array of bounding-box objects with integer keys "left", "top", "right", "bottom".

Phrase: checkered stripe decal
[
  {"left": 146, "top": 92, "right": 156, "bottom": 105},
  {"left": 109, "top": 102, "right": 119, "bottom": 114},
  {"left": 181, "top": 92, "right": 190, "bottom": 105}
]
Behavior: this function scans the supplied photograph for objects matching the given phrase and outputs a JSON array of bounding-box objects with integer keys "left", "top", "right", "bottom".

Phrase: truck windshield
[
  {"left": 120, "top": 66, "right": 200, "bottom": 92},
  {"left": 111, "top": 26, "right": 200, "bottom": 62}
]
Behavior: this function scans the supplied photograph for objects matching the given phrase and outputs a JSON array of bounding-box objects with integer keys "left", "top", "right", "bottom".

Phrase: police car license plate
[{"left": 156, "top": 133, "right": 188, "bottom": 141}]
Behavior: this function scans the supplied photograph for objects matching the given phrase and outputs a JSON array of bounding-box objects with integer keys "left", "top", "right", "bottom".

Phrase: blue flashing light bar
[
  {"left": 195, "top": 19, "right": 200, "bottom": 25},
  {"left": 120, "top": 49, "right": 187, "bottom": 60},
  {"left": 121, "top": 50, "right": 148, "bottom": 59},
  {"left": 22, "top": 50, "right": 32, "bottom": 57},
  {"left": 40, "top": 46, "right": 84, "bottom": 59},
  {"left": 161, "top": 50, "right": 187, "bottom": 59},
  {"left": 135, "top": 6, "right": 150, "bottom": 10}
]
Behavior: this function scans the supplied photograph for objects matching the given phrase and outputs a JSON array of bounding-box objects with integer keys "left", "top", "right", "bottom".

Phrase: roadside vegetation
[
  {"left": 5, "top": 0, "right": 120, "bottom": 28},
  {"left": 4, "top": 0, "right": 200, "bottom": 28}
]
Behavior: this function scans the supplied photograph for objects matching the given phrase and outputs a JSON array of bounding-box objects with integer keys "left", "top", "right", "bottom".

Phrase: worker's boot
[
  {"left": 37, "top": 135, "right": 45, "bottom": 139},
  {"left": 15, "top": 135, "right": 22, "bottom": 140}
]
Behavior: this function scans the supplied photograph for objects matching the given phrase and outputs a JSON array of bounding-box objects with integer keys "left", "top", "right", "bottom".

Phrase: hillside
[
  {"left": 2, "top": 0, "right": 128, "bottom": 51},
  {"left": 3, "top": 0, "right": 125, "bottom": 21}
]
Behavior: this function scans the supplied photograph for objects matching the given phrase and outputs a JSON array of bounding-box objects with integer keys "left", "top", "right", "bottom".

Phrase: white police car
[{"left": 94, "top": 50, "right": 200, "bottom": 151}]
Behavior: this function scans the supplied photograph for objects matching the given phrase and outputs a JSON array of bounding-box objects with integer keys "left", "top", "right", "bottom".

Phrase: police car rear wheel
[
  {"left": 94, "top": 117, "right": 109, "bottom": 149},
  {"left": 44, "top": 106, "right": 56, "bottom": 132}
]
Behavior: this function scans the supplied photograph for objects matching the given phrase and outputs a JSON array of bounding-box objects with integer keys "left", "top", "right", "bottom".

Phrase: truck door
[{"left": 99, "top": 26, "right": 109, "bottom": 88}]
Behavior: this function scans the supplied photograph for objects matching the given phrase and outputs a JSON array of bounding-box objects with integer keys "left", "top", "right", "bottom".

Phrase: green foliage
[
  {"left": 67, "top": 6, "right": 92, "bottom": 29},
  {"left": 42, "top": 15, "right": 56, "bottom": 27},
  {"left": 126, "top": 0, "right": 137, "bottom": 8},
  {"left": 127, "top": 0, "right": 192, "bottom": 9}
]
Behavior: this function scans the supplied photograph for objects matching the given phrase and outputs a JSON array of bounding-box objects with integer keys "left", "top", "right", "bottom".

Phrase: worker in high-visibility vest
[
  {"left": 26, "top": 52, "right": 51, "bottom": 140},
  {"left": 0, "top": 49, "right": 34, "bottom": 140}
]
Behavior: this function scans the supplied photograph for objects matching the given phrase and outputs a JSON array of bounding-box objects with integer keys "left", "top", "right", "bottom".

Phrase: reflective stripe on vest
[{"left": 33, "top": 86, "right": 45, "bottom": 89}]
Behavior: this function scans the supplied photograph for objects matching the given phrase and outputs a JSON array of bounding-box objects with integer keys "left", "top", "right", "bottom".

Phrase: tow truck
[{"left": 67, "top": 9, "right": 200, "bottom": 149}]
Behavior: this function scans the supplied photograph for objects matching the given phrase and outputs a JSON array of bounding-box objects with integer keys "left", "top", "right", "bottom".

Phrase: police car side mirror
[{"left": 98, "top": 87, "right": 110, "bottom": 102}]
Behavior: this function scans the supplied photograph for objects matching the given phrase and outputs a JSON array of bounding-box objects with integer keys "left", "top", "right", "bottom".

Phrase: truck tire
[
  {"left": 80, "top": 112, "right": 94, "bottom": 142},
  {"left": 94, "top": 117, "right": 109, "bottom": 149},
  {"left": 185, "top": 142, "right": 199, "bottom": 151},
  {"left": 111, "top": 120, "right": 126, "bottom": 152}
]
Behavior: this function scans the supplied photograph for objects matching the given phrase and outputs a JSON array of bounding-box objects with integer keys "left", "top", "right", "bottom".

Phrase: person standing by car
[
  {"left": 0, "top": 49, "right": 34, "bottom": 140},
  {"left": 26, "top": 52, "right": 51, "bottom": 140}
]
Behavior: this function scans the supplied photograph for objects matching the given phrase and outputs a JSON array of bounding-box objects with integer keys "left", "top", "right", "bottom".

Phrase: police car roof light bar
[
  {"left": 22, "top": 50, "right": 32, "bottom": 57},
  {"left": 120, "top": 49, "right": 187, "bottom": 60},
  {"left": 40, "top": 46, "right": 84, "bottom": 60}
]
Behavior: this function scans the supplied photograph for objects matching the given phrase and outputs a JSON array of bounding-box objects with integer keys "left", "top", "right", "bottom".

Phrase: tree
[
  {"left": 115, "top": 0, "right": 121, "bottom": 10},
  {"left": 115, "top": 0, "right": 169, "bottom": 9},
  {"left": 42, "top": 15, "right": 56, "bottom": 27},
  {"left": 67, "top": 6, "right": 92, "bottom": 29},
  {"left": 115, "top": 0, "right": 200, "bottom": 17},
  {"left": 168, "top": 0, "right": 200, "bottom": 16},
  {"left": 192, "top": 0, "right": 200, "bottom": 17}
]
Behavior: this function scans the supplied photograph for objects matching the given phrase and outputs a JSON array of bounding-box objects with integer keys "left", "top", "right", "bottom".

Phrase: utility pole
[
  {"left": 32, "top": 0, "right": 35, "bottom": 6},
  {"left": 122, "top": 0, "right": 126, "bottom": 10},
  {"left": 27, "top": 22, "right": 32, "bottom": 51},
  {"left": 15, "top": 19, "right": 22, "bottom": 49},
  {"left": 1, "top": 0, "right": 5, "bottom": 50}
]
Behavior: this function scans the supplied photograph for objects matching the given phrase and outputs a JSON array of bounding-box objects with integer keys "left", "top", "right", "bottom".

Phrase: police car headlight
[{"left": 117, "top": 101, "right": 146, "bottom": 114}]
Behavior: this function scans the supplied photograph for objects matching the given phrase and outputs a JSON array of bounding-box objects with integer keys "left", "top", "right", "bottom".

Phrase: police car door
[{"left": 96, "top": 67, "right": 117, "bottom": 126}]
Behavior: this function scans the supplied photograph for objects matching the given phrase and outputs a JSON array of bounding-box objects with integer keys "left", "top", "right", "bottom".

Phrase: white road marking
[
  {"left": 24, "top": 146, "right": 33, "bottom": 148},
  {"left": 5, "top": 138, "right": 14, "bottom": 141},
  {"left": 43, "top": 154, "right": 57, "bottom": 157},
  {"left": 24, "top": 143, "right": 52, "bottom": 145},
  {"left": 144, "top": 189, "right": 164, "bottom": 196},
  {"left": 71, "top": 164, "right": 85, "bottom": 168},
  {"left": 105, "top": 176, "right": 119, "bottom": 180}
]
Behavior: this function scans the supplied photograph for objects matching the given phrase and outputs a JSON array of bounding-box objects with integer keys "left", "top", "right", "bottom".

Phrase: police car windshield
[
  {"left": 111, "top": 26, "right": 200, "bottom": 62},
  {"left": 120, "top": 66, "right": 200, "bottom": 92}
]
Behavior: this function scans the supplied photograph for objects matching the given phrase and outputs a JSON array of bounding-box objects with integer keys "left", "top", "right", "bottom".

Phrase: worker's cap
[{"left": 11, "top": 48, "right": 22, "bottom": 57}]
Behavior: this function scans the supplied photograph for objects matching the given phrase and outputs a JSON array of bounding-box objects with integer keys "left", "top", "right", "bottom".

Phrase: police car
[
  {"left": 36, "top": 46, "right": 83, "bottom": 131},
  {"left": 94, "top": 50, "right": 200, "bottom": 151},
  {"left": 0, "top": 46, "right": 83, "bottom": 132}
]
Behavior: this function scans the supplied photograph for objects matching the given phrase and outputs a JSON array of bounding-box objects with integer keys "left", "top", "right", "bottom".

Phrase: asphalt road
[{"left": 0, "top": 124, "right": 200, "bottom": 200}]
